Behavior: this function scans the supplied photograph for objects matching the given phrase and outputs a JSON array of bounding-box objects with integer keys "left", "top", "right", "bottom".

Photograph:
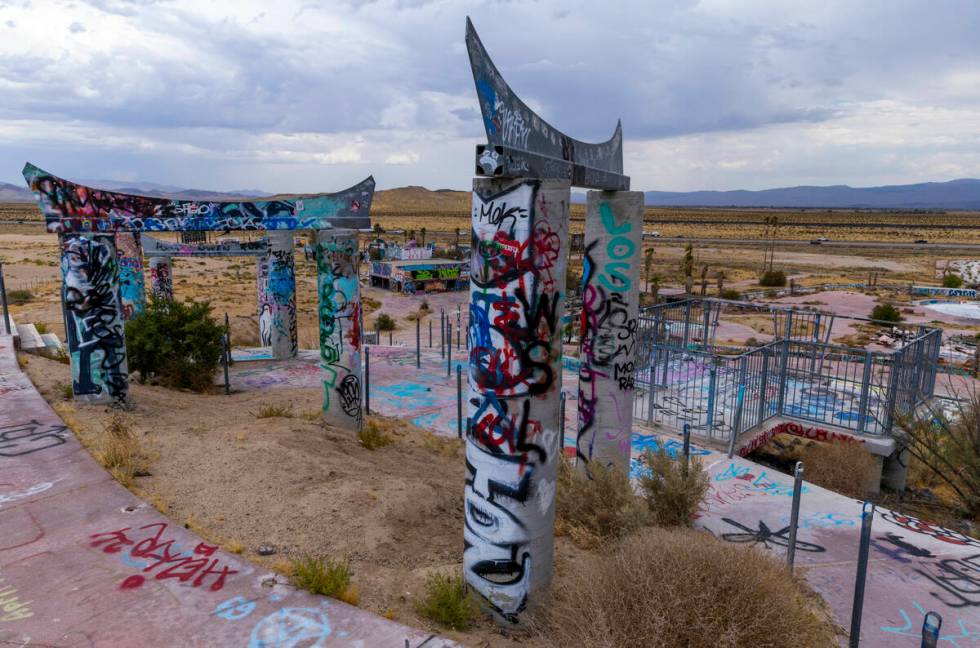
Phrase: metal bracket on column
[{"left": 466, "top": 18, "right": 629, "bottom": 191}]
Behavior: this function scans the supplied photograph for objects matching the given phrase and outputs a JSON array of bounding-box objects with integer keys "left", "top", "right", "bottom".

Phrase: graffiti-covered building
[{"left": 370, "top": 258, "right": 468, "bottom": 293}]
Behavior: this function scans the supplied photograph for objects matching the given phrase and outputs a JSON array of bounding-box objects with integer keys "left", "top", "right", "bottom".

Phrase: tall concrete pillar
[
  {"left": 267, "top": 232, "right": 298, "bottom": 360},
  {"left": 148, "top": 256, "right": 173, "bottom": 300},
  {"left": 465, "top": 177, "right": 570, "bottom": 625},
  {"left": 315, "top": 229, "right": 362, "bottom": 431},
  {"left": 256, "top": 254, "right": 273, "bottom": 347},
  {"left": 60, "top": 233, "right": 128, "bottom": 403},
  {"left": 576, "top": 191, "right": 644, "bottom": 476},
  {"left": 114, "top": 231, "right": 145, "bottom": 320}
]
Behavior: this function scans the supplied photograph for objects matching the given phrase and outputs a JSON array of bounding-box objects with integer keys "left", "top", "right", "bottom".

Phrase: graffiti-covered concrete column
[
  {"left": 267, "top": 232, "right": 298, "bottom": 360},
  {"left": 315, "top": 229, "right": 362, "bottom": 431},
  {"left": 60, "top": 233, "right": 129, "bottom": 403},
  {"left": 148, "top": 256, "right": 172, "bottom": 300},
  {"left": 465, "top": 177, "right": 569, "bottom": 625},
  {"left": 576, "top": 191, "right": 644, "bottom": 476},
  {"left": 114, "top": 231, "right": 145, "bottom": 320}
]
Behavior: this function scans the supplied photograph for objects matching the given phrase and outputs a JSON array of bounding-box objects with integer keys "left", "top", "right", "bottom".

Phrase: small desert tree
[
  {"left": 896, "top": 394, "right": 980, "bottom": 518},
  {"left": 125, "top": 297, "right": 225, "bottom": 392},
  {"left": 943, "top": 273, "right": 964, "bottom": 289},
  {"left": 644, "top": 247, "right": 655, "bottom": 292},
  {"left": 650, "top": 274, "right": 661, "bottom": 304},
  {"left": 870, "top": 303, "right": 903, "bottom": 324},
  {"left": 681, "top": 243, "right": 694, "bottom": 280}
]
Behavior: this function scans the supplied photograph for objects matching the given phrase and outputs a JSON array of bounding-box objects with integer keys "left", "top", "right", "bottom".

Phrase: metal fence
[{"left": 633, "top": 298, "right": 941, "bottom": 443}]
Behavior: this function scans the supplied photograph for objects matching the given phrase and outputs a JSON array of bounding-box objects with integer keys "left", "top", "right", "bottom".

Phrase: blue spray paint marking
[
  {"left": 248, "top": 607, "right": 331, "bottom": 648},
  {"left": 215, "top": 595, "right": 257, "bottom": 621},
  {"left": 881, "top": 600, "right": 980, "bottom": 645},
  {"left": 714, "top": 463, "right": 810, "bottom": 496},
  {"left": 475, "top": 78, "right": 497, "bottom": 134},
  {"left": 628, "top": 434, "right": 712, "bottom": 479}
]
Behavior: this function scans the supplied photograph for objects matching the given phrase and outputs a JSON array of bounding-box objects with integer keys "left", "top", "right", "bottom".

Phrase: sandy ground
[{"left": 20, "top": 352, "right": 542, "bottom": 647}]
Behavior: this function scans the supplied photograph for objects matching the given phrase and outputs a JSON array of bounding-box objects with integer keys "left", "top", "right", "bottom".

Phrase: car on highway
[
  {"left": 915, "top": 239, "right": 928, "bottom": 244},
  {"left": 810, "top": 239, "right": 823, "bottom": 245}
]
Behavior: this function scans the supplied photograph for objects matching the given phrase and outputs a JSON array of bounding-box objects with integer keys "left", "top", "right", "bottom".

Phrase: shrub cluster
[
  {"left": 415, "top": 572, "right": 477, "bottom": 631},
  {"left": 536, "top": 528, "right": 836, "bottom": 647},
  {"left": 799, "top": 440, "right": 877, "bottom": 499},
  {"left": 375, "top": 313, "right": 396, "bottom": 331},
  {"left": 758, "top": 269, "right": 787, "bottom": 287},
  {"left": 125, "top": 298, "right": 225, "bottom": 392},
  {"left": 943, "top": 273, "right": 964, "bottom": 288},
  {"left": 870, "top": 302, "right": 903, "bottom": 324},
  {"left": 637, "top": 447, "right": 710, "bottom": 527},
  {"left": 555, "top": 459, "right": 647, "bottom": 548}
]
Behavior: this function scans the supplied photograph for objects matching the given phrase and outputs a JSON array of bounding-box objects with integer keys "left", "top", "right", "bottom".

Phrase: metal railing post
[
  {"left": 787, "top": 462, "right": 804, "bottom": 572},
  {"left": 849, "top": 501, "right": 875, "bottom": 648},
  {"left": 447, "top": 323, "right": 452, "bottom": 378},
  {"left": 440, "top": 310, "right": 445, "bottom": 358},
  {"left": 706, "top": 363, "right": 718, "bottom": 435},
  {"left": 857, "top": 353, "right": 873, "bottom": 433},
  {"left": 416, "top": 318, "right": 421, "bottom": 368},
  {"left": 0, "top": 262, "right": 10, "bottom": 335},
  {"left": 456, "top": 365, "right": 463, "bottom": 439},
  {"left": 222, "top": 312, "right": 231, "bottom": 395},
  {"left": 758, "top": 348, "right": 771, "bottom": 422},
  {"left": 921, "top": 612, "right": 942, "bottom": 648},
  {"left": 776, "top": 313, "right": 793, "bottom": 416},
  {"left": 364, "top": 346, "right": 371, "bottom": 415},
  {"left": 883, "top": 349, "right": 902, "bottom": 435},
  {"left": 682, "top": 422, "right": 691, "bottom": 477},
  {"left": 429, "top": 319, "right": 432, "bottom": 348},
  {"left": 682, "top": 301, "right": 692, "bottom": 351},
  {"left": 810, "top": 314, "right": 821, "bottom": 373},
  {"left": 702, "top": 303, "right": 712, "bottom": 352}
]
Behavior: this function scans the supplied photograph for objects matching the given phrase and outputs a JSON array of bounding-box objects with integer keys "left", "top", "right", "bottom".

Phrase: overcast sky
[{"left": 1, "top": 0, "right": 978, "bottom": 193}]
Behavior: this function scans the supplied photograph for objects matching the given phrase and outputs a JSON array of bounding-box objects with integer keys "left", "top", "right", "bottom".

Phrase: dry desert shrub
[
  {"left": 253, "top": 404, "right": 293, "bottom": 419},
  {"left": 800, "top": 440, "right": 877, "bottom": 499},
  {"left": 536, "top": 528, "right": 837, "bottom": 648},
  {"left": 96, "top": 414, "right": 147, "bottom": 488},
  {"left": 357, "top": 421, "right": 394, "bottom": 450},
  {"left": 414, "top": 571, "right": 477, "bottom": 631},
  {"left": 637, "top": 446, "right": 710, "bottom": 527},
  {"left": 555, "top": 458, "right": 647, "bottom": 548},
  {"left": 291, "top": 555, "right": 358, "bottom": 605}
]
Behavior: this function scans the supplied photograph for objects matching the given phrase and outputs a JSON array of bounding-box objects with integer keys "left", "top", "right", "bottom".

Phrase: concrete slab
[
  {"left": 220, "top": 343, "right": 980, "bottom": 646},
  {"left": 14, "top": 323, "right": 43, "bottom": 352}
]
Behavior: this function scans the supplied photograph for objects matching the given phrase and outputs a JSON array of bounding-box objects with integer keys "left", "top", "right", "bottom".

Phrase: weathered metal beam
[
  {"left": 466, "top": 18, "right": 630, "bottom": 191},
  {"left": 22, "top": 162, "right": 374, "bottom": 233}
]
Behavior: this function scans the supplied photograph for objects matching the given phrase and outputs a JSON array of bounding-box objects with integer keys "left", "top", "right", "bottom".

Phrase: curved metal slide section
[
  {"left": 22, "top": 162, "right": 375, "bottom": 234},
  {"left": 466, "top": 17, "right": 628, "bottom": 191},
  {"left": 0, "top": 330, "right": 457, "bottom": 647}
]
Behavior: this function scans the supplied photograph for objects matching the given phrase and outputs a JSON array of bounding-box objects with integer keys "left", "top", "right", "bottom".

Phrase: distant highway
[{"left": 645, "top": 236, "right": 980, "bottom": 251}]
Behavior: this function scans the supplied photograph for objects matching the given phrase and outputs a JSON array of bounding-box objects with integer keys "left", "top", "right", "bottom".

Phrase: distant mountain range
[
  {"left": 4, "top": 177, "right": 980, "bottom": 210},
  {"left": 637, "top": 178, "right": 980, "bottom": 210},
  {"left": 0, "top": 180, "right": 271, "bottom": 203}
]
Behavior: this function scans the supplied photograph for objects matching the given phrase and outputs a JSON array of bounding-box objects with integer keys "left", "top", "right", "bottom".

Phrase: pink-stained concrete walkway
[
  {"left": 0, "top": 332, "right": 458, "bottom": 648},
  {"left": 634, "top": 424, "right": 980, "bottom": 647}
]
